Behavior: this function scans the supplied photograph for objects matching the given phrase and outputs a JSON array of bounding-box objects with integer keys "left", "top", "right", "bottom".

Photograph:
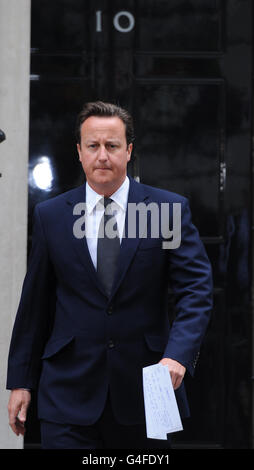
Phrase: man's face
[{"left": 77, "top": 116, "right": 132, "bottom": 196}]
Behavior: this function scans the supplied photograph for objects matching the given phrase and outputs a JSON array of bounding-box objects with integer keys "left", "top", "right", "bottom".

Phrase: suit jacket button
[
  {"left": 107, "top": 305, "right": 113, "bottom": 315},
  {"left": 108, "top": 340, "right": 115, "bottom": 349}
]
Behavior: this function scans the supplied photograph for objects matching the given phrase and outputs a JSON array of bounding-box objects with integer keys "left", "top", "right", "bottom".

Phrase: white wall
[{"left": 0, "top": 0, "right": 31, "bottom": 449}]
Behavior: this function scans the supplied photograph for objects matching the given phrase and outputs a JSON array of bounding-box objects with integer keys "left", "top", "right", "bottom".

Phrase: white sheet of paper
[{"left": 142, "top": 363, "right": 183, "bottom": 440}]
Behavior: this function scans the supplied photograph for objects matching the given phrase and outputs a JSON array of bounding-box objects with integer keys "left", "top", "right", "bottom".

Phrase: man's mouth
[{"left": 96, "top": 167, "right": 111, "bottom": 170}]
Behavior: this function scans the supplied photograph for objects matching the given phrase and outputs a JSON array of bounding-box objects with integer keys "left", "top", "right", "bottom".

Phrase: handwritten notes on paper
[{"left": 142, "top": 363, "right": 183, "bottom": 440}]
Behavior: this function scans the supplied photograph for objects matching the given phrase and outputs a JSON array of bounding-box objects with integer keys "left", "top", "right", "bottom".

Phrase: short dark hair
[{"left": 75, "top": 101, "right": 134, "bottom": 147}]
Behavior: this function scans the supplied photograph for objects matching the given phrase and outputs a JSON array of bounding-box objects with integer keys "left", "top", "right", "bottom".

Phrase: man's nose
[{"left": 98, "top": 145, "right": 108, "bottom": 160}]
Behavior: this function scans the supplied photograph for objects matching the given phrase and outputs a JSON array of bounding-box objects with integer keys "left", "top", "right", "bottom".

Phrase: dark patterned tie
[{"left": 97, "top": 197, "right": 120, "bottom": 297}]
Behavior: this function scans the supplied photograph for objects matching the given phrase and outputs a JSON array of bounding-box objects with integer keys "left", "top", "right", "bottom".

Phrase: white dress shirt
[{"left": 85, "top": 176, "right": 130, "bottom": 269}]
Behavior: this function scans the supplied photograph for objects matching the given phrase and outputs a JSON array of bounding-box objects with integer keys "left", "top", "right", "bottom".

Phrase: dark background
[{"left": 25, "top": 0, "right": 253, "bottom": 449}]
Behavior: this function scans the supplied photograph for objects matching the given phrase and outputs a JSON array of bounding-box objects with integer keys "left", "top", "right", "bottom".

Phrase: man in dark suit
[{"left": 7, "top": 101, "right": 213, "bottom": 449}]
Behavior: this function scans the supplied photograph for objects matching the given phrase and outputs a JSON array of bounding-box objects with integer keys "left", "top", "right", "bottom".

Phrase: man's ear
[
  {"left": 127, "top": 143, "right": 133, "bottom": 162},
  {"left": 77, "top": 143, "right": 81, "bottom": 161}
]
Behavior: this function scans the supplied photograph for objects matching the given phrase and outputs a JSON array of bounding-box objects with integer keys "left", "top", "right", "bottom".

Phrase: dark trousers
[{"left": 40, "top": 391, "right": 171, "bottom": 449}]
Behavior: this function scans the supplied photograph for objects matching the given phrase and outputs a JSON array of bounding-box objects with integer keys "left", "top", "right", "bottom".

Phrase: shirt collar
[{"left": 85, "top": 176, "right": 130, "bottom": 214}]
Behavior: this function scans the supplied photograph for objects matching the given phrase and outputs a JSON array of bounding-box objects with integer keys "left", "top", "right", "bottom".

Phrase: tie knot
[
  {"left": 103, "top": 197, "right": 113, "bottom": 208},
  {"left": 102, "top": 197, "right": 115, "bottom": 216}
]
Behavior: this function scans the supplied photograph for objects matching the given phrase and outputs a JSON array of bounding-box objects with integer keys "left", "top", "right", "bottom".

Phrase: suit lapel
[
  {"left": 110, "top": 177, "right": 150, "bottom": 299},
  {"left": 64, "top": 184, "right": 106, "bottom": 296}
]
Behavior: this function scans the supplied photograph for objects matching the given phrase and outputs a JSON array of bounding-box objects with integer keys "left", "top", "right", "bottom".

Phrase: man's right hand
[{"left": 8, "top": 389, "right": 31, "bottom": 436}]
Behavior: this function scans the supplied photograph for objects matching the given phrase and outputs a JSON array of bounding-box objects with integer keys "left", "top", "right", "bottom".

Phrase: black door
[{"left": 26, "top": 0, "right": 252, "bottom": 449}]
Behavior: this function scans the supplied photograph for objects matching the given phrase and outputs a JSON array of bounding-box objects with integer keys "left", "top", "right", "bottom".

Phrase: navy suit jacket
[{"left": 7, "top": 177, "right": 213, "bottom": 426}]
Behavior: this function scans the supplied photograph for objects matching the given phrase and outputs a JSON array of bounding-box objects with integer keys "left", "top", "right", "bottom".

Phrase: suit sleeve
[
  {"left": 163, "top": 198, "right": 213, "bottom": 376},
  {"left": 6, "top": 205, "right": 56, "bottom": 390}
]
